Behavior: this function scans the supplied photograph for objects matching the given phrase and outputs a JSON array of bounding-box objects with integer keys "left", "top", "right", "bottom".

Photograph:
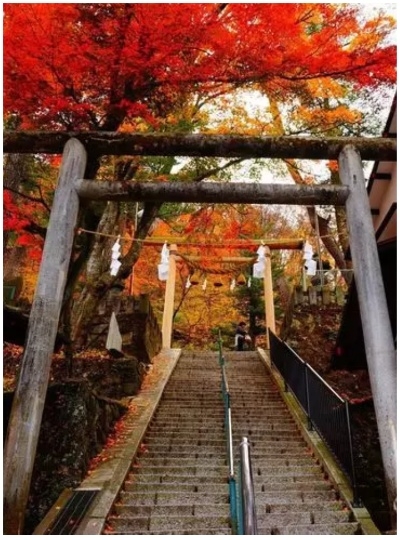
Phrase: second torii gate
[
  {"left": 3, "top": 134, "right": 397, "bottom": 533},
  {"left": 160, "top": 246, "right": 286, "bottom": 350}
]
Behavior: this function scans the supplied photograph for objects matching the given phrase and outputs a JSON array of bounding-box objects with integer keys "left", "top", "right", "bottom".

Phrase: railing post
[
  {"left": 304, "top": 365, "right": 313, "bottom": 431},
  {"left": 339, "top": 146, "right": 396, "bottom": 516},
  {"left": 345, "top": 401, "right": 361, "bottom": 507},
  {"left": 3, "top": 139, "right": 87, "bottom": 534}
]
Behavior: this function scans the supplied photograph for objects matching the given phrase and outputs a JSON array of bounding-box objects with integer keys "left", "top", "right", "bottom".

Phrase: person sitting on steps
[{"left": 235, "top": 321, "right": 251, "bottom": 351}]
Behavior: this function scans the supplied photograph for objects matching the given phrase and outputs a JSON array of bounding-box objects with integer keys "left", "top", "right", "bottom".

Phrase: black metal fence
[{"left": 269, "top": 330, "right": 360, "bottom": 505}]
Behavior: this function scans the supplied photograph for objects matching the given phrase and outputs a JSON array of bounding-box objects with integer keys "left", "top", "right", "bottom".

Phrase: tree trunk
[
  {"left": 4, "top": 130, "right": 396, "bottom": 161},
  {"left": 71, "top": 201, "right": 121, "bottom": 343}
]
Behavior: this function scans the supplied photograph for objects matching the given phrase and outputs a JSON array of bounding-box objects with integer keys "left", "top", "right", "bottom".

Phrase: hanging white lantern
[
  {"left": 230, "top": 278, "right": 236, "bottom": 292},
  {"left": 110, "top": 236, "right": 122, "bottom": 276},
  {"left": 202, "top": 278, "right": 207, "bottom": 291},
  {"left": 247, "top": 277, "right": 251, "bottom": 288},
  {"left": 185, "top": 276, "right": 191, "bottom": 289}
]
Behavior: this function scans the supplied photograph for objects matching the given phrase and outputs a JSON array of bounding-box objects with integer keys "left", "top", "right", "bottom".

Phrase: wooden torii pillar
[
  {"left": 161, "top": 244, "right": 177, "bottom": 349},
  {"left": 263, "top": 246, "right": 276, "bottom": 349},
  {"left": 3, "top": 139, "right": 87, "bottom": 534},
  {"left": 338, "top": 145, "right": 397, "bottom": 514}
]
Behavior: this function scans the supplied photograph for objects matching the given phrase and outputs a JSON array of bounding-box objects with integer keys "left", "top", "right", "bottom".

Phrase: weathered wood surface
[
  {"left": 264, "top": 247, "right": 276, "bottom": 349},
  {"left": 339, "top": 144, "right": 397, "bottom": 518},
  {"left": 3, "top": 139, "right": 87, "bottom": 535},
  {"left": 4, "top": 131, "right": 396, "bottom": 161},
  {"left": 76, "top": 180, "right": 350, "bottom": 206},
  {"left": 162, "top": 245, "right": 177, "bottom": 349}
]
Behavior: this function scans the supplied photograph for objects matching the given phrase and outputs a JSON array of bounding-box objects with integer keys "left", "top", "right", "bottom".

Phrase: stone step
[
  {"left": 119, "top": 492, "right": 229, "bottom": 507},
  {"left": 105, "top": 527, "right": 232, "bottom": 535},
  {"left": 141, "top": 443, "right": 227, "bottom": 453},
  {"left": 234, "top": 431, "right": 300, "bottom": 439},
  {"left": 131, "top": 464, "right": 227, "bottom": 476},
  {"left": 123, "top": 481, "right": 229, "bottom": 494},
  {"left": 127, "top": 473, "right": 227, "bottom": 485},
  {"left": 149, "top": 419, "right": 225, "bottom": 425},
  {"left": 144, "top": 434, "right": 226, "bottom": 443},
  {"left": 253, "top": 481, "right": 333, "bottom": 493},
  {"left": 257, "top": 522, "right": 360, "bottom": 535},
  {"left": 113, "top": 502, "right": 229, "bottom": 518},
  {"left": 147, "top": 428, "right": 225, "bottom": 435},
  {"left": 108, "top": 515, "right": 231, "bottom": 534},
  {"left": 142, "top": 450, "right": 227, "bottom": 458},
  {"left": 252, "top": 464, "right": 322, "bottom": 475},
  {"left": 154, "top": 411, "right": 225, "bottom": 418},
  {"left": 256, "top": 509, "right": 353, "bottom": 528},
  {"left": 254, "top": 489, "right": 339, "bottom": 505},
  {"left": 134, "top": 456, "right": 227, "bottom": 468},
  {"left": 260, "top": 500, "right": 345, "bottom": 513},
  {"left": 147, "top": 428, "right": 225, "bottom": 436}
]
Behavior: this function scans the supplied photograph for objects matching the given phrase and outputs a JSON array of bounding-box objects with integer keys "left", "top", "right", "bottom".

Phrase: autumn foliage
[
  {"left": 4, "top": 4, "right": 396, "bottom": 131},
  {"left": 3, "top": 3, "right": 397, "bottom": 342}
]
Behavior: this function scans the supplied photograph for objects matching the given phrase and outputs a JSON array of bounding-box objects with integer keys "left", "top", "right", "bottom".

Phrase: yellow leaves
[
  {"left": 119, "top": 119, "right": 152, "bottom": 133},
  {"left": 347, "top": 15, "right": 396, "bottom": 53},
  {"left": 294, "top": 104, "right": 362, "bottom": 132},
  {"left": 306, "top": 79, "right": 346, "bottom": 100}
]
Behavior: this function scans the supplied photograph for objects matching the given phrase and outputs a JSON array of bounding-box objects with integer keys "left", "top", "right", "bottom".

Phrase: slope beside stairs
[{"left": 103, "top": 350, "right": 372, "bottom": 535}]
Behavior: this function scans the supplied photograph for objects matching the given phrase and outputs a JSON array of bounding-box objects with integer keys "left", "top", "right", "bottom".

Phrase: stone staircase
[
  {"left": 104, "top": 350, "right": 365, "bottom": 535},
  {"left": 105, "top": 351, "right": 232, "bottom": 535},
  {"left": 224, "top": 351, "right": 361, "bottom": 535}
]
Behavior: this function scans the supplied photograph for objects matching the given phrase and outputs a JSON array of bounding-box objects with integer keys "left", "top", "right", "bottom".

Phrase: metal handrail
[
  {"left": 217, "top": 331, "right": 258, "bottom": 534},
  {"left": 269, "top": 330, "right": 360, "bottom": 505},
  {"left": 239, "top": 437, "right": 258, "bottom": 535},
  {"left": 218, "top": 331, "right": 238, "bottom": 531}
]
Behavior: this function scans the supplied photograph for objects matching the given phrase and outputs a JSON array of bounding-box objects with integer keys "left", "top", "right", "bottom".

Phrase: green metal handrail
[
  {"left": 217, "top": 331, "right": 258, "bottom": 534},
  {"left": 218, "top": 330, "right": 238, "bottom": 533}
]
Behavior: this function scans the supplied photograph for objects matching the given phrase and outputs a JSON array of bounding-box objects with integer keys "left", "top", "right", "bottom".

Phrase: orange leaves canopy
[{"left": 4, "top": 4, "right": 396, "bottom": 130}]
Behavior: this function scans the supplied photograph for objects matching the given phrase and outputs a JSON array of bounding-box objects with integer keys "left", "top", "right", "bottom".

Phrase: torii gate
[
  {"left": 160, "top": 245, "right": 286, "bottom": 350},
  {"left": 3, "top": 133, "right": 397, "bottom": 533}
]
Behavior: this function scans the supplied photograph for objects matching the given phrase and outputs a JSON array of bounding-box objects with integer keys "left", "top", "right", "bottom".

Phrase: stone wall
[
  {"left": 4, "top": 381, "right": 127, "bottom": 534},
  {"left": 85, "top": 293, "right": 163, "bottom": 397},
  {"left": 90, "top": 292, "right": 162, "bottom": 364}
]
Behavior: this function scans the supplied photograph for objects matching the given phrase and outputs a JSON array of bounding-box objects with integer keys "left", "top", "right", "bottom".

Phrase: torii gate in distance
[
  {"left": 3, "top": 132, "right": 397, "bottom": 534},
  {"left": 159, "top": 244, "right": 292, "bottom": 350}
]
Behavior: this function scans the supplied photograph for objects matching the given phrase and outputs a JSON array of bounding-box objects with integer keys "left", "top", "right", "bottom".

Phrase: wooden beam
[
  {"left": 180, "top": 256, "right": 256, "bottom": 263},
  {"left": 4, "top": 131, "right": 396, "bottom": 161},
  {"left": 3, "top": 139, "right": 87, "bottom": 534},
  {"left": 141, "top": 238, "right": 303, "bottom": 250},
  {"left": 75, "top": 180, "right": 350, "bottom": 206}
]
